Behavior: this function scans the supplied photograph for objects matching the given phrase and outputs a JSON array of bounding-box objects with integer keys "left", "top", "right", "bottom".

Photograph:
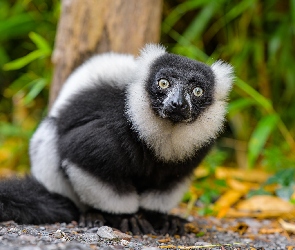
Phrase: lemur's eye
[
  {"left": 193, "top": 87, "right": 203, "bottom": 97},
  {"left": 158, "top": 79, "right": 170, "bottom": 89}
]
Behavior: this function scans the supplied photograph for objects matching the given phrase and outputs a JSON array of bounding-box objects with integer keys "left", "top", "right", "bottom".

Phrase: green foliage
[
  {"left": 0, "top": 0, "right": 59, "bottom": 171},
  {"left": 248, "top": 168, "right": 295, "bottom": 201}
]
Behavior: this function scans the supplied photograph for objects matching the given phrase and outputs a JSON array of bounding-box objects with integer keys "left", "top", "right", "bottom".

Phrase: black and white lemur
[{"left": 0, "top": 44, "right": 233, "bottom": 235}]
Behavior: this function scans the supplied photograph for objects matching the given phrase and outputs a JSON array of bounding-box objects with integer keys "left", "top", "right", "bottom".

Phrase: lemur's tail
[{"left": 0, "top": 176, "right": 79, "bottom": 224}]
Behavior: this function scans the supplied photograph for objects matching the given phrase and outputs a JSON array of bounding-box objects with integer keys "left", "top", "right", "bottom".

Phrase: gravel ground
[{"left": 0, "top": 217, "right": 294, "bottom": 250}]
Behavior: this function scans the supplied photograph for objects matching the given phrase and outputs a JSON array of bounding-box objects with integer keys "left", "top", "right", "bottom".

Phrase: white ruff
[
  {"left": 50, "top": 53, "right": 136, "bottom": 118},
  {"left": 126, "top": 45, "right": 234, "bottom": 162},
  {"left": 64, "top": 161, "right": 139, "bottom": 214}
]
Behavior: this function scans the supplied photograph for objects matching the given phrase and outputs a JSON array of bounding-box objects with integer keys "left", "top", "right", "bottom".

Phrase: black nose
[
  {"left": 170, "top": 89, "right": 189, "bottom": 113},
  {"left": 171, "top": 100, "right": 188, "bottom": 111}
]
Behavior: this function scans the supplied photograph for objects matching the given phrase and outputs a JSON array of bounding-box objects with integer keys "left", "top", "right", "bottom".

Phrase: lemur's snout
[{"left": 165, "top": 88, "right": 190, "bottom": 122}]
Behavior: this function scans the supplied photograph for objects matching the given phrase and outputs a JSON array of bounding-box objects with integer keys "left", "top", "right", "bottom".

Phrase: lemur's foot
[
  {"left": 79, "top": 209, "right": 187, "bottom": 235},
  {"left": 137, "top": 209, "right": 187, "bottom": 235},
  {"left": 79, "top": 209, "right": 155, "bottom": 235}
]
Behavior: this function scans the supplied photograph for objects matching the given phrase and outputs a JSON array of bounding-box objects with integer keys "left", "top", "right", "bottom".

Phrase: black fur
[
  {"left": 0, "top": 176, "right": 79, "bottom": 224},
  {"left": 57, "top": 83, "right": 213, "bottom": 194}
]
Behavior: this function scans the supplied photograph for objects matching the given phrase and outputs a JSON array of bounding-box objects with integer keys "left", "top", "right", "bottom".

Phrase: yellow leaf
[
  {"left": 215, "top": 190, "right": 244, "bottom": 208},
  {"left": 279, "top": 219, "right": 295, "bottom": 233},
  {"left": 236, "top": 195, "right": 295, "bottom": 213},
  {"left": 227, "top": 178, "right": 258, "bottom": 192},
  {"left": 215, "top": 166, "right": 270, "bottom": 183},
  {"left": 193, "top": 165, "right": 209, "bottom": 179},
  {"left": 224, "top": 207, "right": 295, "bottom": 219},
  {"left": 214, "top": 190, "right": 245, "bottom": 217}
]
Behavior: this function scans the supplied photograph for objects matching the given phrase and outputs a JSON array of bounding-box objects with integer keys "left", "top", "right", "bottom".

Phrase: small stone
[
  {"left": 97, "top": 226, "right": 116, "bottom": 239},
  {"left": 0, "top": 228, "right": 7, "bottom": 236},
  {"left": 54, "top": 229, "right": 63, "bottom": 239},
  {"left": 113, "top": 230, "right": 132, "bottom": 241},
  {"left": 87, "top": 227, "right": 99, "bottom": 233},
  {"left": 120, "top": 239, "right": 129, "bottom": 246},
  {"left": 8, "top": 227, "right": 19, "bottom": 234}
]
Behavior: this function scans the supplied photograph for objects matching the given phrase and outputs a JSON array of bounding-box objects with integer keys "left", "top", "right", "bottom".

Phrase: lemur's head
[
  {"left": 145, "top": 54, "right": 215, "bottom": 123},
  {"left": 126, "top": 44, "right": 234, "bottom": 162}
]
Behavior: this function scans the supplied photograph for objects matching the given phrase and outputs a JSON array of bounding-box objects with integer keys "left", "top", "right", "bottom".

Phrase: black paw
[
  {"left": 79, "top": 210, "right": 106, "bottom": 228},
  {"left": 137, "top": 209, "right": 187, "bottom": 235},
  {"left": 79, "top": 209, "right": 155, "bottom": 235},
  {"left": 79, "top": 209, "right": 187, "bottom": 235}
]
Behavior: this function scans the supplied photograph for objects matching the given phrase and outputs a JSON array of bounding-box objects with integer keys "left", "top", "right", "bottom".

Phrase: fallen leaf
[
  {"left": 230, "top": 222, "right": 249, "bottom": 235},
  {"left": 225, "top": 207, "right": 295, "bottom": 219},
  {"left": 227, "top": 178, "right": 259, "bottom": 192},
  {"left": 194, "top": 165, "right": 210, "bottom": 179},
  {"left": 279, "top": 219, "right": 295, "bottom": 233},
  {"left": 236, "top": 195, "right": 295, "bottom": 212},
  {"left": 214, "top": 190, "right": 244, "bottom": 217},
  {"left": 184, "top": 223, "right": 199, "bottom": 234},
  {"left": 159, "top": 245, "right": 176, "bottom": 249},
  {"left": 157, "top": 238, "right": 171, "bottom": 243},
  {"left": 259, "top": 228, "right": 283, "bottom": 234},
  {"left": 215, "top": 167, "right": 269, "bottom": 183}
]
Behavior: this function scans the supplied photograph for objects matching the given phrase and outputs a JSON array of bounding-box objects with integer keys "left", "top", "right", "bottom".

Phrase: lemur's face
[{"left": 146, "top": 54, "right": 215, "bottom": 123}]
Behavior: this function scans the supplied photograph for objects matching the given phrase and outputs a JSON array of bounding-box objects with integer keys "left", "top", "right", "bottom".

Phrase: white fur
[
  {"left": 140, "top": 178, "right": 190, "bottom": 213},
  {"left": 50, "top": 53, "right": 136, "bottom": 118},
  {"left": 63, "top": 161, "right": 139, "bottom": 214},
  {"left": 30, "top": 119, "right": 81, "bottom": 207},
  {"left": 211, "top": 60, "right": 234, "bottom": 100},
  {"left": 126, "top": 45, "right": 234, "bottom": 162}
]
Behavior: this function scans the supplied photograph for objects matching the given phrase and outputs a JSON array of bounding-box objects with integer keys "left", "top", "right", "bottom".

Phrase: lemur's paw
[
  {"left": 79, "top": 210, "right": 106, "bottom": 228},
  {"left": 138, "top": 209, "right": 188, "bottom": 235},
  {"left": 78, "top": 209, "right": 155, "bottom": 235}
]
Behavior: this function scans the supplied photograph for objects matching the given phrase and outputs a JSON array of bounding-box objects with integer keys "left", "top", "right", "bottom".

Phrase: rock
[
  {"left": 97, "top": 226, "right": 116, "bottom": 240},
  {"left": 54, "top": 230, "right": 63, "bottom": 239},
  {"left": 113, "top": 230, "right": 132, "bottom": 241}
]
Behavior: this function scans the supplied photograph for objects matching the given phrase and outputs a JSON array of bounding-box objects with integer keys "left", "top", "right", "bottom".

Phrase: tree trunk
[{"left": 49, "top": 0, "right": 163, "bottom": 107}]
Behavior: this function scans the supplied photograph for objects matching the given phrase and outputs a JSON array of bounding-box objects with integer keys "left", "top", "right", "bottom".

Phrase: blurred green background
[{"left": 0, "top": 0, "right": 295, "bottom": 206}]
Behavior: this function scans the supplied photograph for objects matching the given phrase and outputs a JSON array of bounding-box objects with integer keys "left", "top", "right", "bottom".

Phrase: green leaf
[
  {"left": 29, "top": 32, "right": 51, "bottom": 52},
  {"left": 235, "top": 78, "right": 273, "bottom": 112},
  {"left": 276, "top": 186, "right": 295, "bottom": 200},
  {"left": 265, "top": 169, "right": 295, "bottom": 186},
  {"left": 181, "top": 2, "right": 218, "bottom": 42},
  {"left": 3, "top": 49, "right": 50, "bottom": 71},
  {"left": 23, "top": 78, "right": 48, "bottom": 105},
  {"left": 227, "top": 98, "right": 255, "bottom": 117},
  {"left": 0, "top": 13, "right": 35, "bottom": 41},
  {"left": 162, "top": 0, "right": 208, "bottom": 33},
  {"left": 248, "top": 114, "right": 279, "bottom": 167}
]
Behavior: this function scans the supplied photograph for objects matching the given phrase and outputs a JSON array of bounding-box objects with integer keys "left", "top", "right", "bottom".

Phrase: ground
[{"left": 0, "top": 215, "right": 294, "bottom": 250}]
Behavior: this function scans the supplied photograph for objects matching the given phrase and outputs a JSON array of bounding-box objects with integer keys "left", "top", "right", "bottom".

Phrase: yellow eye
[
  {"left": 193, "top": 87, "right": 203, "bottom": 97},
  {"left": 158, "top": 79, "right": 170, "bottom": 89}
]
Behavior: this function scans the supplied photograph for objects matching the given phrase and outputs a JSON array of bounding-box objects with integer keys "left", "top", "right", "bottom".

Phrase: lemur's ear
[
  {"left": 211, "top": 60, "right": 234, "bottom": 100},
  {"left": 139, "top": 44, "right": 166, "bottom": 59},
  {"left": 136, "top": 44, "right": 166, "bottom": 67}
]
